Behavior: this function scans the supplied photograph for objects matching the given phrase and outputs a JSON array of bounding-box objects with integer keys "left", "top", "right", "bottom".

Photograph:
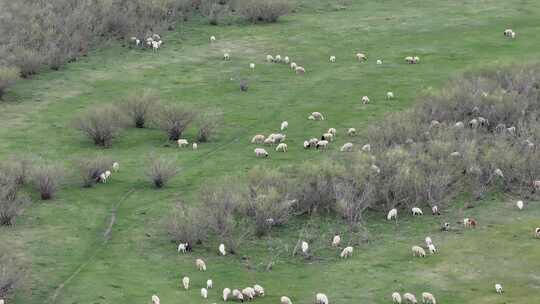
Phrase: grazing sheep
[
  {"left": 303, "top": 141, "right": 310, "bottom": 149},
  {"left": 254, "top": 284, "right": 265, "bottom": 297},
  {"left": 316, "top": 140, "right": 329, "bottom": 149},
  {"left": 223, "top": 288, "right": 232, "bottom": 301},
  {"left": 495, "top": 283, "right": 503, "bottom": 294},
  {"left": 99, "top": 172, "right": 107, "bottom": 183},
  {"left": 264, "top": 137, "right": 275, "bottom": 145},
  {"left": 356, "top": 53, "right": 367, "bottom": 61},
  {"left": 469, "top": 119, "right": 479, "bottom": 129},
  {"left": 387, "top": 208, "right": 398, "bottom": 220},
  {"left": 196, "top": 258, "right": 207, "bottom": 271},
  {"left": 534, "top": 180, "right": 540, "bottom": 190},
  {"left": 255, "top": 148, "right": 269, "bottom": 158},
  {"left": 207, "top": 279, "right": 213, "bottom": 289},
  {"left": 311, "top": 112, "right": 325, "bottom": 121},
  {"left": 412, "top": 246, "right": 426, "bottom": 257},
  {"left": 361, "top": 144, "right": 371, "bottom": 152},
  {"left": 104, "top": 170, "right": 112, "bottom": 181},
  {"left": 516, "top": 200, "right": 524, "bottom": 210},
  {"left": 328, "top": 128, "right": 337, "bottom": 136},
  {"left": 431, "top": 205, "right": 440, "bottom": 215},
  {"left": 534, "top": 227, "right": 540, "bottom": 238},
  {"left": 112, "top": 162, "right": 120, "bottom": 172},
  {"left": 250, "top": 63, "right": 255, "bottom": 70},
  {"left": 301, "top": 241, "right": 309, "bottom": 254},
  {"left": 242, "top": 287, "right": 255, "bottom": 300},
  {"left": 347, "top": 128, "right": 356, "bottom": 136},
  {"left": 405, "top": 56, "right": 414, "bottom": 63},
  {"left": 330, "top": 56, "right": 336, "bottom": 63},
  {"left": 284, "top": 56, "right": 290, "bottom": 64},
  {"left": 223, "top": 53, "right": 230, "bottom": 60},
  {"left": 425, "top": 237, "right": 433, "bottom": 246},
  {"left": 322, "top": 133, "right": 334, "bottom": 142},
  {"left": 478, "top": 117, "right": 489, "bottom": 127},
  {"left": 411, "top": 207, "right": 423, "bottom": 216},
  {"left": 316, "top": 293, "right": 329, "bottom": 304},
  {"left": 494, "top": 168, "right": 504, "bottom": 178},
  {"left": 377, "top": 59, "right": 383, "bottom": 65},
  {"left": 450, "top": 151, "right": 461, "bottom": 157},
  {"left": 201, "top": 288, "right": 208, "bottom": 299},
  {"left": 295, "top": 66, "right": 306, "bottom": 74},
  {"left": 308, "top": 138, "right": 319, "bottom": 148},
  {"left": 219, "top": 243, "right": 226, "bottom": 256},
  {"left": 182, "top": 276, "right": 190, "bottom": 290},
  {"left": 151, "top": 40, "right": 161, "bottom": 52},
  {"left": 266, "top": 55, "right": 274, "bottom": 62},
  {"left": 276, "top": 143, "right": 288, "bottom": 152},
  {"left": 386, "top": 91, "right": 394, "bottom": 99},
  {"left": 455, "top": 121, "right": 465, "bottom": 128},
  {"left": 177, "top": 242, "right": 188, "bottom": 253},
  {"left": 392, "top": 292, "right": 402, "bottom": 304},
  {"left": 422, "top": 292, "right": 436, "bottom": 304},
  {"left": 232, "top": 289, "right": 244, "bottom": 302},
  {"left": 340, "top": 246, "right": 354, "bottom": 258},
  {"left": 441, "top": 222, "right": 450, "bottom": 231},
  {"left": 210, "top": 35, "right": 216, "bottom": 42},
  {"left": 177, "top": 139, "right": 189, "bottom": 147},
  {"left": 340, "top": 142, "right": 354, "bottom": 152},
  {"left": 371, "top": 164, "right": 381, "bottom": 174},
  {"left": 281, "top": 121, "right": 288, "bottom": 131},
  {"left": 403, "top": 293, "right": 417, "bottom": 304},
  {"left": 504, "top": 29, "right": 513, "bottom": 36},
  {"left": 192, "top": 143, "right": 198, "bottom": 150},
  {"left": 332, "top": 235, "right": 341, "bottom": 247},
  {"left": 272, "top": 133, "right": 286, "bottom": 143},
  {"left": 362, "top": 96, "right": 370, "bottom": 104},
  {"left": 413, "top": 56, "right": 420, "bottom": 63},
  {"left": 463, "top": 218, "right": 477, "bottom": 228},
  {"left": 430, "top": 120, "right": 440, "bottom": 128},
  {"left": 428, "top": 244, "right": 437, "bottom": 254},
  {"left": 251, "top": 134, "right": 265, "bottom": 144},
  {"left": 281, "top": 296, "right": 292, "bottom": 304},
  {"left": 275, "top": 55, "right": 282, "bottom": 62},
  {"left": 510, "top": 31, "right": 516, "bottom": 38},
  {"left": 291, "top": 62, "right": 297, "bottom": 70},
  {"left": 152, "top": 294, "right": 160, "bottom": 304}
]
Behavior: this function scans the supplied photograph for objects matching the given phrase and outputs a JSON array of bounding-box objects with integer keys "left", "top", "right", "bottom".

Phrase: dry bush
[
  {"left": 31, "top": 164, "right": 63, "bottom": 200},
  {"left": 75, "top": 105, "right": 125, "bottom": 148},
  {"left": 0, "top": 66, "right": 19, "bottom": 100},
  {"left": 0, "top": 251, "right": 25, "bottom": 300},
  {"left": 237, "top": 0, "right": 292, "bottom": 23},
  {"left": 4, "top": 47, "right": 44, "bottom": 78},
  {"left": 157, "top": 105, "right": 196, "bottom": 141},
  {"left": 0, "top": 171, "right": 28, "bottom": 226},
  {"left": 146, "top": 156, "right": 179, "bottom": 188},
  {"left": 1, "top": 156, "right": 33, "bottom": 186},
  {"left": 76, "top": 156, "right": 113, "bottom": 188},
  {"left": 167, "top": 202, "right": 207, "bottom": 246},
  {"left": 196, "top": 111, "right": 221, "bottom": 142},
  {"left": 123, "top": 90, "right": 159, "bottom": 128}
]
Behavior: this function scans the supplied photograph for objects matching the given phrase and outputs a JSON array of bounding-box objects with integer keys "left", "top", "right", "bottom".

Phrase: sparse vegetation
[
  {"left": 157, "top": 105, "right": 196, "bottom": 141},
  {"left": 31, "top": 164, "right": 63, "bottom": 200},
  {"left": 196, "top": 111, "right": 221, "bottom": 142},
  {"left": 75, "top": 105, "right": 124, "bottom": 148},
  {"left": 123, "top": 90, "right": 159, "bottom": 128},
  {"left": 0, "top": 66, "right": 19, "bottom": 100},
  {"left": 146, "top": 156, "right": 179, "bottom": 188},
  {"left": 237, "top": 0, "right": 292, "bottom": 23}
]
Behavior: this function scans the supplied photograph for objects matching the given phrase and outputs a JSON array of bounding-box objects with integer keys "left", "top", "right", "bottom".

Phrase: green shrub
[
  {"left": 237, "top": 0, "right": 292, "bottom": 23},
  {"left": 0, "top": 66, "right": 19, "bottom": 100}
]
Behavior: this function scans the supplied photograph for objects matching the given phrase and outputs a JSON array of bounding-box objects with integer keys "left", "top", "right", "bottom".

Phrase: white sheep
[
  {"left": 207, "top": 279, "right": 213, "bottom": 289},
  {"left": 316, "top": 293, "right": 329, "bottom": 304},
  {"left": 151, "top": 294, "right": 160, "bottom": 304},
  {"left": 151, "top": 40, "right": 161, "bottom": 52},
  {"left": 223, "top": 288, "right": 231, "bottom": 301},
  {"left": 405, "top": 56, "right": 414, "bottom": 63},
  {"left": 104, "top": 170, "right": 111, "bottom": 180},
  {"left": 196, "top": 258, "right": 207, "bottom": 271},
  {"left": 450, "top": 151, "right": 461, "bottom": 157},
  {"left": 272, "top": 133, "right": 286, "bottom": 143},
  {"left": 411, "top": 207, "right": 423, "bottom": 216},
  {"left": 308, "top": 138, "right": 319, "bottom": 148},
  {"left": 276, "top": 143, "right": 288, "bottom": 152},
  {"left": 275, "top": 55, "right": 282, "bottom": 62},
  {"left": 311, "top": 112, "right": 325, "bottom": 121},
  {"left": 387, "top": 208, "right": 397, "bottom": 220},
  {"left": 412, "top": 245, "right": 426, "bottom": 257},
  {"left": 316, "top": 140, "right": 329, "bottom": 149},
  {"left": 504, "top": 29, "right": 513, "bottom": 36},
  {"left": 494, "top": 168, "right": 504, "bottom": 178},
  {"left": 295, "top": 66, "right": 306, "bottom": 74},
  {"left": 177, "top": 242, "right": 188, "bottom": 253},
  {"left": 340, "top": 142, "right": 354, "bottom": 152},
  {"left": 99, "top": 172, "right": 107, "bottom": 184},
  {"left": 266, "top": 54, "right": 274, "bottom": 62},
  {"left": 201, "top": 288, "right": 208, "bottom": 299},
  {"left": 219, "top": 243, "right": 226, "bottom": 256},
  {"left": 332, "top": 235, "right": 341, "bottom": 247},
  {"left": 534, "top": 227, "right": 540, "bottom": 238},
  {"left": 112, "top": 162, "right": 120, "bottom": 172},
  {"left": 210, "top": 35, "right": 216, "bottom": 42},
  {"left": 281, "top": 296, "right": 292, "bottom": 304},
  {"left": 431, "top": 205, "right": 440, "bottom": 215},
  {"left": 232, "top": 289, "right": 244, "bottom": 302},
  {"left": 516, "top": 200, "right": 524, "bottom": 210},
  {"left": 330, "top": 56, "right": 336, "bottom": 63},
  {"left": 534, "top": 180, "right": 540, "bottom": 190},
  {"left": 356, "top": 53, "right": 367, "bottom": 61},
  {"left": 255, "top": 148, "right": 269, "bottom": 158},
  {"left": 362, "top": 96, "right": 370, "bottom": 104},
  {"left": 223, "top": 52, "right": 231, "bottom": 60},
  {"left": 425, "top": 237, "right": 433, "bottom": 246},
  {"left": 347, "top": 128, "right": 356, "bottom": 136},
  {"left": 192, "top": 143, "right": 198, "bottom": 150},
  {"left": 177, "top": 139, "right": 189, "bottom": 147},
  {"left": 361, "top": 144, "right": 371, "bottom": 152},
  {"left": 392, "top": 292, "right": 402, "bottom": 304},
  {"left": 322, "top": 133, "right": 334, "bottom": 141},
  {"left": 301, "top": 241, "right": 309, "bottom": 254},
  {"left": 403, "top": 293, "right": 417, "bottom": 304},
  {"left": 371, "top": 164, "right": 381, "bottom": 174},
  {"left": 250, "top": 63, "right": 255, "bottom": 70},
  {"left": 303, "top": 141, "right": 310, "bottom": 149},
  {"left": 251, "top": 134, "right": 266, "bottom": 144},
  {"left": 422, "top": 292, "right": 436, "bottom": 304},
  {"left": 495, "top": 283, "right": 503, "bottom": 294},
  {"left": 284, "top": 56, "right": 290, "bottom": 64},
  {"left": 469, "top": 118, "right": 479, "bottom": 128},
  {"left": 327, "top": 128, "right": 337, "bottom": 136},
  {"left": 413, "top": 56, "right": 420, "bottom": 63},
  {"left": 463, "top": 218, "right": 477, "bottom": 228},
  {"left": 182, "top": 276, "right": 190, "bottom": 290},
  {"left": 386, "top": 92, "right": 394, "bottom": 99},
  {"left": 254, "top": 284, "right": 265, "bottom": 297},
  {"left": 376, "top": 59, "right": 383, "bottom": 65},
  {"left": 281, "top": 121, "right": 288, "bottom": 131},
  {"left": 242, "top": 287, "right": 255, "bottom": 300},
  {"left": 340, "top": 246, "right": 354, "bottom": 258},
  {"left": 510, "top": 31, "right": 516, "bottom": 38},
  {"left": 291, "top": 62, "right": 297, "bottom": 70},
  {"left": 264, "top": 137, "right": 275, "bottom": 145},
  {"left": 455, "top": 121, "right": 465, "bottom": 128},
  {"left": 428, "top": 244, "right": 437, "bottom": 254}
]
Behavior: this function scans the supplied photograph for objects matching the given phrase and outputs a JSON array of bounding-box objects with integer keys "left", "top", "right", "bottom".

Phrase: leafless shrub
[
  {"left": 237, "top": 0, "right": 292, "bottom": 23},
  {"left": 292, "top": 161, "right": 341, "bottom": 215},
  {"left": 75, "top": 105, "right": 125, "bottom": 148},
  {"left": 167, "top": 202, "right": 207, "bottom": 246},
  {"left": 0, "top": 66, "right": 19, "bottom": 100},
  {"left": 0, "top": 251, "right": 25, "bottom": 300},
  {"left": 146, "top": 156, "right": 179, "bottom": 188},
  {"left": 76, "top": 156, "right": 113, "bottom": 187},
  {"left": 31, "top": 164, "right": 63, "bottom": 200},
  {"left": 157, "top": 105, "right": 196, "bottom": 141},
  {"left": 196, "top": 111, "right": 221, "bottom": 142},
  {"left": 0, "top": 171, "right": 28, "bottom": 226},
  {"left": 123, "top": 90, "right": 159, "bottom": 128}
]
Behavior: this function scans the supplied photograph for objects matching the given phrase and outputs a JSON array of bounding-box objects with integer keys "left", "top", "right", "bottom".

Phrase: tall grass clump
[{"left": 75, "top": 105, "right": 125, "bottom": 148}]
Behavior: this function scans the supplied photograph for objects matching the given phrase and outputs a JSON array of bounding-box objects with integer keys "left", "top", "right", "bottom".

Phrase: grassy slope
[{"left": 1, "top": 0, "right": 540, "bottom": 303}]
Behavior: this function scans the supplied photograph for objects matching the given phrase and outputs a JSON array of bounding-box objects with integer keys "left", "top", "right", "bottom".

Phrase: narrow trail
[{"left": 49, "top": 189, "right": 135, "bottom": 304}]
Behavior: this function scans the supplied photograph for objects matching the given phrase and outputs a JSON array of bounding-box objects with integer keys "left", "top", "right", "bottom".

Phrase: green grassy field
[{"left": 1, "top": 0, "right": 540, "bottom": 303}]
